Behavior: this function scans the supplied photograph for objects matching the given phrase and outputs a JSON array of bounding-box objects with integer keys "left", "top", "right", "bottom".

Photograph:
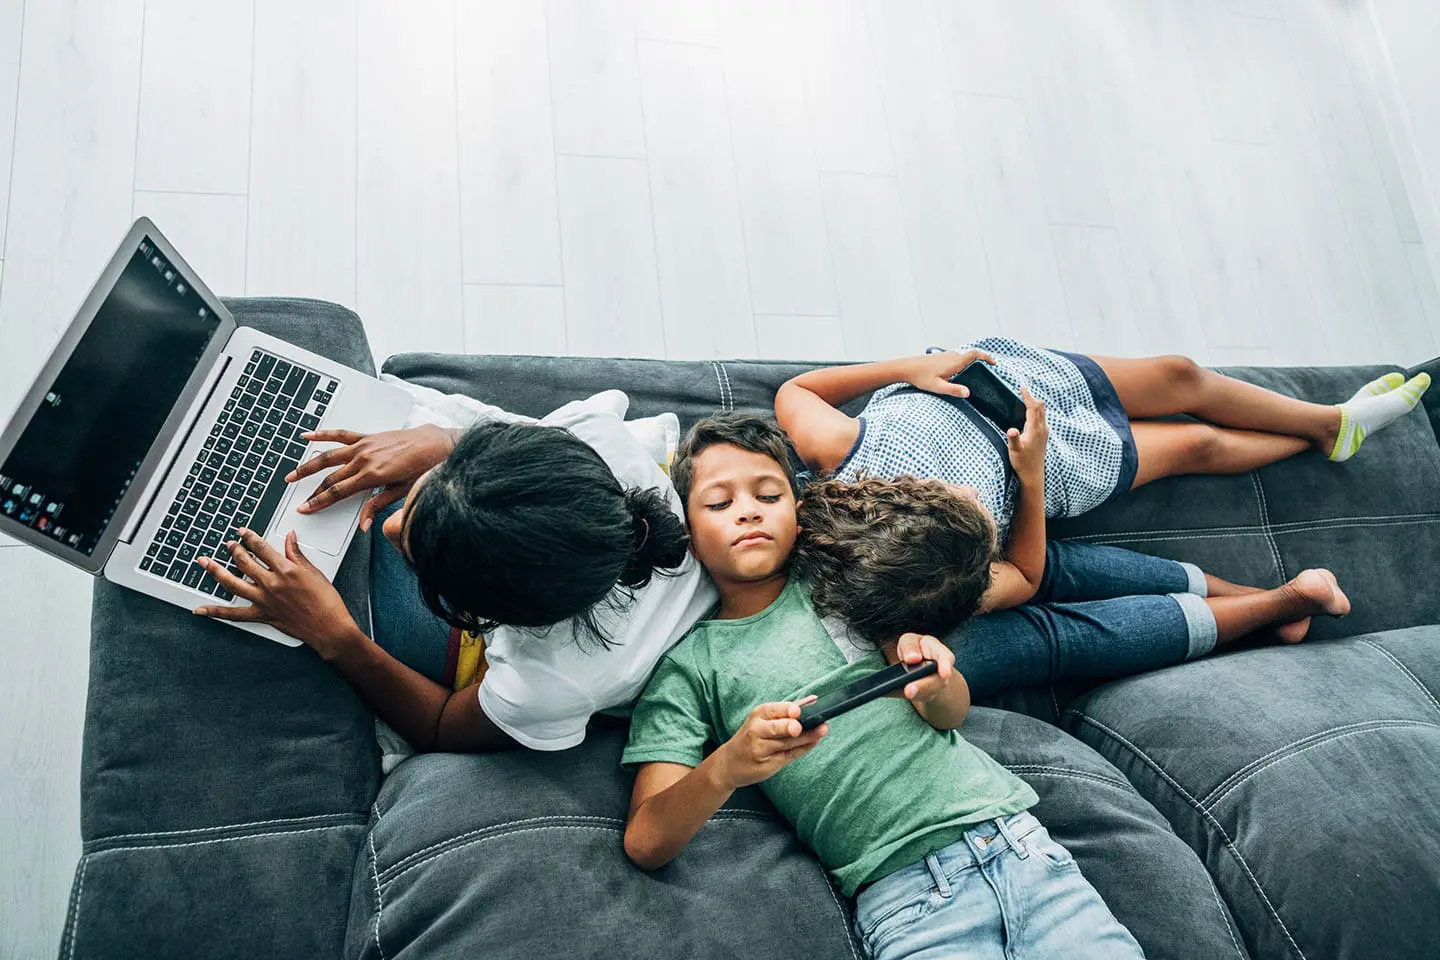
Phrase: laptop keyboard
[{"left": 139, "top": 348, "right": 338, "bottom": 598}]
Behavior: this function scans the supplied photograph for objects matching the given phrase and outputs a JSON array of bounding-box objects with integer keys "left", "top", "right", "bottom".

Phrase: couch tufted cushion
[
  {"left": 347, "top": 710, "right": 1247, "bottom": 959},
  {"left": 346, "top": 724, "right": 864, "bottom": 960},
  {"left": 1064, "top": 627, "right": 1440, "bottom": 960}
]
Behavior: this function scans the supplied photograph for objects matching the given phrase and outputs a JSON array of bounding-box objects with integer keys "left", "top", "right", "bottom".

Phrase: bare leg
[
  {"left": 1091, "top": 354, "right": 1342, "bottom": 453},
  {"left": 1129, "top": 421, "right": 1310, "bottom": 487},
  {"left": 1202, "top": 573, "right": 1263, "bottom": 598},
  {"left": 1207, "top": 569, "right": 1349, "bottom": 648}
]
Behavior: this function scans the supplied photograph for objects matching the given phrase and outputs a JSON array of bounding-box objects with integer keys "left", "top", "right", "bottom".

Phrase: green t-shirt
[{"left": 621, "top": 578, "right": 1037, "bottom": 896}]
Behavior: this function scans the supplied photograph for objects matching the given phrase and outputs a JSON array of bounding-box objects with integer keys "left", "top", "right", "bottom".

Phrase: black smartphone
[
  {"left": 949, "top": 361, "right": 1027, "bottom": 434},
  {"left": 797, "top": 660, "right": 940, "bottom": 731}
]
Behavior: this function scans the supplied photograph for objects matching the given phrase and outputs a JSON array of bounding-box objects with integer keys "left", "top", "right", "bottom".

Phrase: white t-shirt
[{"left": 462, "top": 391, "right": 717, "bottom": 751}]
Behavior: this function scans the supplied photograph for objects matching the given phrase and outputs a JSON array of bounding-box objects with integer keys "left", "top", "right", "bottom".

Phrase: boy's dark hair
[
  {"left": 671, "top": 412, "right": 798, "bottom": 506},
  {"left": 793, "top": 477, "right": 997, "bottom": 646},
  {"left": 404, "top": 421, "right": 688, "bottom": 649}
]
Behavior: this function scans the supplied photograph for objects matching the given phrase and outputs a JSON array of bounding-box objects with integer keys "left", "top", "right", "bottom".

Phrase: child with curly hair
[{"left": 623, "top": 413, "right": 1351, "bottom": 958}]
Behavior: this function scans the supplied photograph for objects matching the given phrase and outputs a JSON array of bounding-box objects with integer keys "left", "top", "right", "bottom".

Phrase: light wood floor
[{"left": 2, "top": 0, "right": 1438, "bottom": 954}]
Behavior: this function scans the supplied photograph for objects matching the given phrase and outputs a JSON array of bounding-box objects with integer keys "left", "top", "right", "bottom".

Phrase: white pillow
[{"left": 624, "top": 412, "right": 681, "bottom": 475}]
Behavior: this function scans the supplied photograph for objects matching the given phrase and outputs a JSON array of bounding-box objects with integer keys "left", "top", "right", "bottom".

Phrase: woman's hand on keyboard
[
  {"left": 194, "top": 527, "right": 362, "bottom": 656},
  {"left": 288, "top": 424, "right": 459, "bottom": 531}
]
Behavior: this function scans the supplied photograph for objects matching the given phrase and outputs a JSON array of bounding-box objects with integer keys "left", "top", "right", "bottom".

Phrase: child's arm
[
  {"left": 979, "top": 389, "right": 1049, "bottom": 613},
  {"left": 883, "top": 633, "right": 971, "bottom": 730},
  {"left": 624, "top": 700, "right": 828, "bottom": 870},
  {"left": 775, "top": 349, "right": 994, "bottom": 473}
]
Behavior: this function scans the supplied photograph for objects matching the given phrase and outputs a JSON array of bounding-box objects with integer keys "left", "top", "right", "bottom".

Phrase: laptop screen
[{"left": 0, "top": 237, "right": 223, "bottom": 556}]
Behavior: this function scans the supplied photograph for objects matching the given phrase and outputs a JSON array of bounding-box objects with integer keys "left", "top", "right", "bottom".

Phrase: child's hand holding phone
[
  {"left": 904, "top": 349, "right": 997, "bottom": 398},
  {"left": 892, "top": 633, "right": 956, "bottom": 704},
  {"left": 716, "top": 698, "right": 828, "bottom": 789},
  {"left": 1005, "top": 388, "right": 1048, "bottom": 484}
]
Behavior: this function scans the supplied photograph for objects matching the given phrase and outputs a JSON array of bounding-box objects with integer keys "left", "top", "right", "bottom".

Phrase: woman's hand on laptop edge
[
  {"left": 193, "top": 528, "right": 363, "bottom": 657},
  {"left": 287, "top": 424, "right": 459, "bottom": 531}
]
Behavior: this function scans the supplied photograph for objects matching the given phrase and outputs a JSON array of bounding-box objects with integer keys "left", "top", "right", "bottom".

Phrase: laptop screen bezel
[{"left": 0, "top": 217, "right": 238, "bottom": 574}]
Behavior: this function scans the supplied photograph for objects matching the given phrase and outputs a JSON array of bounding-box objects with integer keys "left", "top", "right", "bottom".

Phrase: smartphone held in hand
[
  {"left": 798, "top": 660, "right": 940, "bottom": 730},
  {"left": 950, "top": 361, "right": 1027, "bottom": 434}
]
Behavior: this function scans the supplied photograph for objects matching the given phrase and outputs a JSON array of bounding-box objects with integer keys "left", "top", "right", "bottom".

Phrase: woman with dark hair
[{"left": 194, "top": 392, "right": 717, "bottom": 754}]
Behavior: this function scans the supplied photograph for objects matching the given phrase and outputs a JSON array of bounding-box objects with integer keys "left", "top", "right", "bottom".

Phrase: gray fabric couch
[{"left": 60, "top": 299, "right": 1440, "bottom": 959}]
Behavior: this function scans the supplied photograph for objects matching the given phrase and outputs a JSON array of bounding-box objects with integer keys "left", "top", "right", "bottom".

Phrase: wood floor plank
[
  {"left": 546, "top": 0, "right": 646, "bottom": 159},
  {"left": 1213, "top": 140, "right": 1327, "bottom": 364},
  {"left": 719, "top": 0, "right": 838, "bottom": 317},
  {"left": 1117, "top": 0, "right": 1267, "bottom": 353},
  {"left": 356, "top": 0, "right": 465, "bottom": 366},
  {"left": 1280, "top": 0, "right": 1435, "bottom": 362},
  {"left": 1007, "top": 0, "right": 1117, "bottom": 227},
  {"left": 134, "top": 0, "right": 254, "bottom": 195},
  {"left": 1404, "top": 242, "right": 1440, "bottom": 344},
  {"left": 638, "top": 41, "right": 756, "bottom": 359},
  {"left": 795, "top": 0, "right": 894, "bottom": 176},
  {"left": 455, "top": 0, "right": 563, "bottom": 287},
  {"left": 1075, "top": 4, "right": 1208, "bottom": 359},
  {"left": 1177, "top": 1, "right": 1270, "bottom": 145},
  {"left": 133, "top": 192, "right": 249, "bottom": 298},
  {"left": 245, "top": 0, "right": 358, "bottom": 311},
  {"left": 0, "top": 0, "right": 144, "bottom": 428},
  {"left": 755, "top": 314, "right": 847, "bottom": 362},
  {"left": 463, "top": 284, "right": 567, "bottom": 356},
  {"left": 934, "top": 0, "right": 1019, "bottom": 98},
  {"left": 954, "top": 92, "right": 1074, "bottom": 350},
  {"left": 821, "top": 171, "right": 925, "bottom": 360},
  {"left": 1235, "top": 14, "right": 1384, "bottom": 364},
  {"left": 0, "top": 0, "right": 25, "bottom": 253},
  {"left": 1050, "top": 225, "right": 1146, "bottom": 357},
  {"left": 868, "top": 0, "right": 998, "bottom": 346},
  {"left": 636, "top": 0, "right": 719, "bottom": 46},
  {"left": 0, "top": 554, "right": 93, "bottom": 960},
  {"left": 555, "top": 154, "right": 666, "bottom": 358}
]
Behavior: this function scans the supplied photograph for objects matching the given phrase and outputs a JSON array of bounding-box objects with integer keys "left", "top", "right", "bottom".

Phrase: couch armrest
[{"left": 61, "top": 299, "right": 382, "bottom": 960}]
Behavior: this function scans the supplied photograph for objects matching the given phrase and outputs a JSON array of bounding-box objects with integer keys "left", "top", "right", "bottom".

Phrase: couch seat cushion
[
  {"left": 348, "top": 710, "right": 1247, "bottom": 959},
  {"left": 348, "top": 724, "right": 862, "bottom": 960},
  {"left": 1064, "top": 627, "right": 1440, "bottom": 960}
]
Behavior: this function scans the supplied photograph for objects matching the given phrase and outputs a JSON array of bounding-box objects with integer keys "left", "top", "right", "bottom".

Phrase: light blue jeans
[{"left": 853, "top": 812, "right": 1146, "bottom": 959}]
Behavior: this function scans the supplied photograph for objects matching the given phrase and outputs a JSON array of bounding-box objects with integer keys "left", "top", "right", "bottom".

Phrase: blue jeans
[
  {"left": 948, "top": 540, "right": 1218, "bottom": 699},
  {"left": 370, "top": 502, "right": 454, "bottom": 684},
  {"left": 854, "top": 812, "right": 1146, "bottom": 959}
]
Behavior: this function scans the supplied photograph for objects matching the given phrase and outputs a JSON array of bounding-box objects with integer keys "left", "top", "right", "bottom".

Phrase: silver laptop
[{"left": 0, "top": 218, "right": 412, "bottom": 646}]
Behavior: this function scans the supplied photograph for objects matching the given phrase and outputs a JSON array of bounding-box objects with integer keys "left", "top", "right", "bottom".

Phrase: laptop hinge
[{"left": 118, "top": 355, "right": 233, "bottom": 545}]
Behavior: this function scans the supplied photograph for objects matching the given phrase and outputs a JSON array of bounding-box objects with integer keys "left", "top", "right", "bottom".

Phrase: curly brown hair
[{"left": 794, "top": 476, "right": 997, "bottom": 646}]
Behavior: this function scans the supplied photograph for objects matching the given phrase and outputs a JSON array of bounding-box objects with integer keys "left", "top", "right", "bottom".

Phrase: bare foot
[
  {"left": 1273, "top": 617, "right": 1312, "bottom": 644},
  {"left": 1289, "top": 568, "right": 1351, "bottom": 618}
]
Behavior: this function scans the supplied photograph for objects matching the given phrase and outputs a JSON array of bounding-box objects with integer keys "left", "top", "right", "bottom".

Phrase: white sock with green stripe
[
  {"left": 1348, "top": 371, "right": 1405, "bottom": 402},
  {"left": 1329, "top": 372, "right": 1431, "bottom": 462}
]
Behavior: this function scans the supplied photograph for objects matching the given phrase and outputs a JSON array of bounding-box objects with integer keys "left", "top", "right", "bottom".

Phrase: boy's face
[{"left": 684, "top": 443, "right": 797, "bottom": 585}]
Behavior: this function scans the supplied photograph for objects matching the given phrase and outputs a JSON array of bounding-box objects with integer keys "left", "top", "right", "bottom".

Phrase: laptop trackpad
[{"left": 270, "top": 450, "right": 358, "bottom": 557}]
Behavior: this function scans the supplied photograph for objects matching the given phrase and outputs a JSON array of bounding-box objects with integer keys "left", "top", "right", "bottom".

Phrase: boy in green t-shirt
[{"left": 622, "top": 414, "right": 1147, "bottom": 959}]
